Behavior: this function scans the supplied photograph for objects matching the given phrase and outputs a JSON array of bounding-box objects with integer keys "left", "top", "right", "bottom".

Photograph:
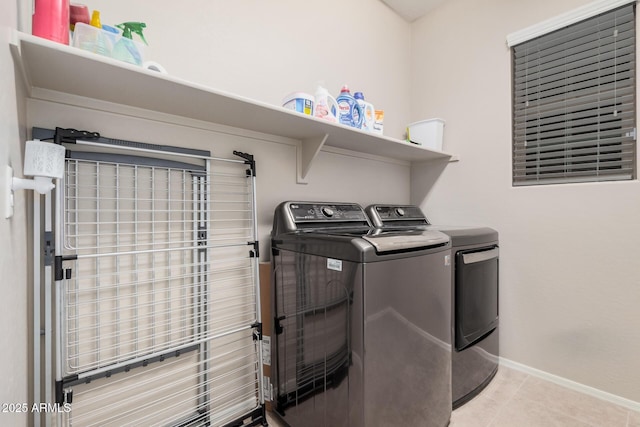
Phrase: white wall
[
  {"left": 2, "top": 3, "right": 411, "bottom": 424},
  {"left": 27, "top": 99, "right": 411, "bottom": 261},
  {"left": 22, "top": 0, "right": 414, "bottom": 259},
  {"left": 83, "top": 0, "right": 412, "bottom": 139},
  {"left": 0, "top": 1, "right": 29, "bottom": 426},
  {"left": 9, "top": 0, "right": 640, "bottom": 419},
  {"left": 0, "top": 0, "right": 410, "bottom": 425},
  {"left": 410, "top": 0, "right": 640, "bottom": 403}
]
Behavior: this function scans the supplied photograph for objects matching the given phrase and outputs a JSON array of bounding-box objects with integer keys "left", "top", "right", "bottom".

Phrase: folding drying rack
[{"left": 33, "top": 127, "right": 265, "bottom": 427}]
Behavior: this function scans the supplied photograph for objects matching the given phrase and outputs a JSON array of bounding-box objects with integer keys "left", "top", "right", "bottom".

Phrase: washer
[
  {"left": 365, "top": 204, "right": 499, "bottom": 409},
  {"left": 271, "top": 201, "right": 452, "bottom": 427}
]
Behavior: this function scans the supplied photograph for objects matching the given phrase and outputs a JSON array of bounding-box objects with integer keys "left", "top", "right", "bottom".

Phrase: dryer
[
  {"left": 365, "top": 205, "right": 500, "bottom": 408},
  {"left": 271, "top": 201, "right": 452, "bottom": 427}
]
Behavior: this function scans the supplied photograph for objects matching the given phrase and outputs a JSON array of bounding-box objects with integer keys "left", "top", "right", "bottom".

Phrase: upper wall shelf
[{"left": 11, "top": 32, "right": 454, "bottom": 182}]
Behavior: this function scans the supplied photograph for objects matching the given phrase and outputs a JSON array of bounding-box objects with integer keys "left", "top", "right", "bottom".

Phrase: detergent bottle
[
  {"left": 313, "top": 85, "right": 339, "bottom": 123},
  {"left": 89, "top": 10, "right": 101, "bottom": 28},
  {"left": 88, "top": 10, "right": 110, "bottom": 56},
  {"left": 336, "top": 85, "right": 363, "bottom": 128},
  {"left": 354, "top": 92, "right": 375, "bottom": 132},
  {"left": 112, "top": 22, "right": 147, "bottom": 65},
  {"left": 32, "top": 0, "right": 70, "bottom": 44}
]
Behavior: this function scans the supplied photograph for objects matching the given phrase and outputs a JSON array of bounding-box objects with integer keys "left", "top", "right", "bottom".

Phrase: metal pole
[
  {"left": 33, "top": 193, "right": 40, "bottom": 427},
  {"left": 44, "top": 190, "right": 53, "bottom": 426},
  {"left": 250, "top": 172, "right": 265, "bottom": 406},
  {"left": 53, "top": 174, "right": 64, "bottom": 427}
]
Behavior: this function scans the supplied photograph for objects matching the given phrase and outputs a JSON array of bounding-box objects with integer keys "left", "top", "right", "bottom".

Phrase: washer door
[{"left": 455, "top": 246, "right": 499, "bottom": 351}]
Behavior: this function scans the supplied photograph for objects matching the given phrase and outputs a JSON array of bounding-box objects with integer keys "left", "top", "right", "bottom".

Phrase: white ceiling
[{"left": 380, "top": 0, "right": 446, "bottom": 22}]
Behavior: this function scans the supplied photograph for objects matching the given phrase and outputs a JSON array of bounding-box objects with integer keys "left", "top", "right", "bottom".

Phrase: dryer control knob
[
  {"left": 395, "top": 207, "right": 405, "bottom": 217},
  {"left": 321, "top": 207, "right": 335, "bottom": 217}
]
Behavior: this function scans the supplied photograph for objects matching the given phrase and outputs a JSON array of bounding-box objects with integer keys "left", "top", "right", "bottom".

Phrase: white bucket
[{"left": 407, "top": 118, "right": 445, "bottom": 151}]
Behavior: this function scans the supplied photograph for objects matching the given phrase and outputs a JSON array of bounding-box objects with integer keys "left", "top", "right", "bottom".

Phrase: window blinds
[{"left": 512, "top": 4, "right": 636, "bottom": 185}]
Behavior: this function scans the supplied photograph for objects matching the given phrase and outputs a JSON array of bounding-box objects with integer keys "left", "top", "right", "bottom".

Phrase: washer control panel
[
  {"left": 289, "top": 203, "right": 368, "bottom": 223},
  {"left": 321, "top": 207, "right": 335, "bottom": 218}
]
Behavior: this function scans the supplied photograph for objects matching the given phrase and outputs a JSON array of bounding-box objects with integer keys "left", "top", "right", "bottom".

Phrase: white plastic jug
[
  {"left": 355, "top": 92, "right": 375, "bottom": 132},
  {"left": 313, "top": 86, "right": 339, "bottom": 123}
]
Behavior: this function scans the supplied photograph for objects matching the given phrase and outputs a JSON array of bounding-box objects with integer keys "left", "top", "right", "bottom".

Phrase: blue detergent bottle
[{"left": 336, "top": 85, "right": 363, "bottom": 128}]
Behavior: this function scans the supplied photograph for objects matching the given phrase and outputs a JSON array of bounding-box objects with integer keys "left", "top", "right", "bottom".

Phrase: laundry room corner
[
  {"left": 409, "top": 0, "right": 640, "bottom": 405},
  {"left": 3, "top": 0, "right": 640, "bottom": 425}
]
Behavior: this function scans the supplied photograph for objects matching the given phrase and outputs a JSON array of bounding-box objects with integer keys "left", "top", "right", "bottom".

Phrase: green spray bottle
[{"left": 112, "top": 22, "right": 147, "bottom": 65}]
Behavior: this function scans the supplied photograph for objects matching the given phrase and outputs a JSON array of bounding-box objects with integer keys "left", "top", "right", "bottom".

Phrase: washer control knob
[
  {"left": 321, "top": 207, "right": 335, "bottom": 217},
  {"left": 395, "top": 207, "right": 405, "bottom": 217}
]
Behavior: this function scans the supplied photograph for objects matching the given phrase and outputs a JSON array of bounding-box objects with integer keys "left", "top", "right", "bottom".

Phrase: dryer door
[{"left": 455, "top": 246, "right": 499, "bottom": 351}]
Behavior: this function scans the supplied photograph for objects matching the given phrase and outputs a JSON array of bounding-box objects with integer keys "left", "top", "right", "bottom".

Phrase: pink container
[
  {"left": 70, "top": 4, "right": 90, "bottom": 30},
  {"left": 32, "top": 0, "right": 70, "bottom": 44}
]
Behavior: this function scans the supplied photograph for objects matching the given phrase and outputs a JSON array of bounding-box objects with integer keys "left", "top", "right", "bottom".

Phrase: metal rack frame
[{"left": 33, "top": 127, "right": 265, "bottom": 427}]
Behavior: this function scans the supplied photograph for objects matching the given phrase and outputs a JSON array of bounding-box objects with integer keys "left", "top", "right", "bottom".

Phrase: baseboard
[{"left": 499, "top": 357, "right": 640, "bottom": 412}]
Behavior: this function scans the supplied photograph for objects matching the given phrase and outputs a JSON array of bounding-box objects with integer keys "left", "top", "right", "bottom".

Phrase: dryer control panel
[{"left": 365, "top": 205, "right": 430, "bottom": 228}]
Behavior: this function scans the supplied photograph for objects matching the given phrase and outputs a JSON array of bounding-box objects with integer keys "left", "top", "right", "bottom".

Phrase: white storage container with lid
[
  {"left": 406, "top": 118, "right": 445, "bottom": 151},
  {"left": 282, "top": 92, "right": 314, "bottom": 116}
]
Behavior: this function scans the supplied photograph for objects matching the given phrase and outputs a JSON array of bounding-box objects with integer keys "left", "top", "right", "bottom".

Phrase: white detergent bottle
[
  {"left": 313, "top": 85, "right": 339, "bottom": 123},
  {"left": 354, "top": 92, "right": 375, "bottom": 132}
]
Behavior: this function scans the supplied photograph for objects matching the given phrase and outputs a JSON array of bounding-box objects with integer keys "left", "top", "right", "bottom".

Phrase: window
[{"left": 511, "top": 4, "right": 636, "bottom": 186}]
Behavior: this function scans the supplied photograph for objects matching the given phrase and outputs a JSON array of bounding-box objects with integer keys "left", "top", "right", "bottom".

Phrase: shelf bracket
[
  {"left": 296, "top": 134, "right": 328, "bottom": 184},
  {"left": 9, "top": 33, "right": 32, "bottom": 97}
]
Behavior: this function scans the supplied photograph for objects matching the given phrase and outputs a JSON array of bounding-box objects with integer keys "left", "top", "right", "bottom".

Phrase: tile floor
[{"left": 265, "top": 366, "right": 640, "bottom": 427}]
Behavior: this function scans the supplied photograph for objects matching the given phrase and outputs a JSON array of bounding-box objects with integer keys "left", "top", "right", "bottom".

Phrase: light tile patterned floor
[
  {"left": 266, "top": 366, "right": 640, "bottom": 427},
  {"left": 451, "top": 367, "right": 636, "bottom": 427}
]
